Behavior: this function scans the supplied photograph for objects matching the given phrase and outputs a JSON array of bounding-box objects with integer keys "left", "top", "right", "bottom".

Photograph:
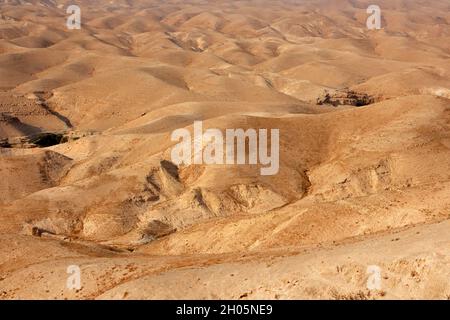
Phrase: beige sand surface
[{"left": 0, "top": 0, "right": 449, "bottom": 299}]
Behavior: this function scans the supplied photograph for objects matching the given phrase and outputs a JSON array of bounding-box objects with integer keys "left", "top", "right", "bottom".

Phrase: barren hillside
[{"left": 0, "top": 0, "right": 449, "bottom": 299}]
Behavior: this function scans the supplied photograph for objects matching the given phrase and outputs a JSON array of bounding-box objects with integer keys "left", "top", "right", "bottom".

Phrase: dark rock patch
[{"left": 317, "top": 89, "right": 376, "bottom": 107}]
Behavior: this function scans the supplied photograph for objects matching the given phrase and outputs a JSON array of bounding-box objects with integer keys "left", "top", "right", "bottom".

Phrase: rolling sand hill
[{"left": 0, "top": 0, "right": 449, "bottom": 299}]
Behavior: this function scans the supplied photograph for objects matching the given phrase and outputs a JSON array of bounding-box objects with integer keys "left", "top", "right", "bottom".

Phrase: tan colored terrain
[{"left": 0, "top": 0, "right": 449, "bottom": 299}]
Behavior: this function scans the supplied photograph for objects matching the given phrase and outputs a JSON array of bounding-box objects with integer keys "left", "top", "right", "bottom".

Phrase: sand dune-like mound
[{"left": 0, "top": 149, "right": 72, "bottom": 202}]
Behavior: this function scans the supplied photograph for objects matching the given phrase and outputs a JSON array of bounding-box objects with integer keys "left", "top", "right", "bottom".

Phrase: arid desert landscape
[{"left": 0, "top": 0, "right": 450, "bottom": 299}]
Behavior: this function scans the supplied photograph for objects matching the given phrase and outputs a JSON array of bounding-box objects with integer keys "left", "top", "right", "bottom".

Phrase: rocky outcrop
[{"left": 317, "top": 89, "right": 376, "bottom": 107}]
